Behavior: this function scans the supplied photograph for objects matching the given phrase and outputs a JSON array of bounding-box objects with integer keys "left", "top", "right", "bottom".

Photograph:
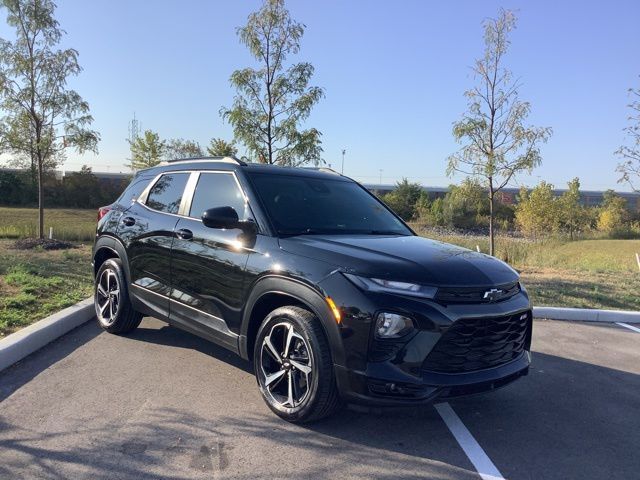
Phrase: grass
[
  {"left": 427, "top": 235, "right": 640, "bottom": 273},
  {"left": 0, "top": 207, "right": 97, "bottom": 241},
  {"left": 412, "top": 225, "right": 640, "bottom": 310},
  {"left": 0, "top": 240, "right": 92, "bottom": 337},
  {"left": 519, "top": 268, "right": 640, "bottom": 311}
]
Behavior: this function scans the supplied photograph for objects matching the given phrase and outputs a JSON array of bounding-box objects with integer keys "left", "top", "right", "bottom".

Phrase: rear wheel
[
  {"left": 254, "top": 306, "right": 341, "bottom": 423},
  {"left": 94, "top": 258, "right": 142, "bottom": 334}
]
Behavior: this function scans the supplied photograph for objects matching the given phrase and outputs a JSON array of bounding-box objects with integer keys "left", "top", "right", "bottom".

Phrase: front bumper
[
  {"left": 318, "top": 273, "right": 533, "bottom": 407},
  {"left": 335, "top": 351, "right": 531, "bottom": 407}
]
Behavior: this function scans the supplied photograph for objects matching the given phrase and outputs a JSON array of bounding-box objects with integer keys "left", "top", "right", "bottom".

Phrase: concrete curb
[
  {"left": 0, "top": 297, "right": 94, "bottom": 372},
  {"left": 533, "top": 306, "right": 640, "bottom": 324}
]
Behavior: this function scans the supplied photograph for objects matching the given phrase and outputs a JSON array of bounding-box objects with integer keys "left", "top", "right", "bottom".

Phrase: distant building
[{"left": 363, "top": 184, "right": 640, "bottom": 212}]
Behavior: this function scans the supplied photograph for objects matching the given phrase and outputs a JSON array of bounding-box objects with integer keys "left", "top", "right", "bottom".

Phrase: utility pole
[
  {"left": 128, "top": 112, "right": 140, "bottom": 145},
  {"left": 341, "top": 149, "right": 346, "bottom": 174},
  {"left": 127, "top": 113, "right": 141, "bottom": 172},
  {"left": 379, "top": 169, "right": 383, "bottom": 185}
]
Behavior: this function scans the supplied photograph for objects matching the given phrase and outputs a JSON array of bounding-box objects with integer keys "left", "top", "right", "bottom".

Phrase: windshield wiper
[
  {"left": 278, "top": 228, "right": 323, "bottom": 237},
  {"left": 367, "top": 230, "right": 411, "bottom": 236},
  {"left": 279, "top": 228, "right": 411, "bottom": 237}
]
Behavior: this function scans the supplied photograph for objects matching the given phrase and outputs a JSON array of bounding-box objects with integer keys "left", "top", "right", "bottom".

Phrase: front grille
[
  {"left": 435, "top": 282, "right": 520, "bottom": 304},
  {"left": 422, "top": 311, "right": 531, "bottom": 373}
]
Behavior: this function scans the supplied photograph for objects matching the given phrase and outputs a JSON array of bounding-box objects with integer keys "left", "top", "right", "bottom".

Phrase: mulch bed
[{"left": 12, "top": 238, "right": 76, "bottom": 250}]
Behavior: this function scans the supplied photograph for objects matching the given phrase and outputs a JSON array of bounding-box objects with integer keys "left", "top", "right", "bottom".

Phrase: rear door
[
  {"left": 169, "top": 171, "right": 253, "bottom": 349},
  {"left": 119, "top": 171, "right": 190, "bottom": 318}
]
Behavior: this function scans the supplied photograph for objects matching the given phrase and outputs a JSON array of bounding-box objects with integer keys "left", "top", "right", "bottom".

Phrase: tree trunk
[
  {"left": 37, "top": 158, "right": 44, "bottom": 239},
  {"left": 489, "top": 191, "right": 495, "bottom": 256}
]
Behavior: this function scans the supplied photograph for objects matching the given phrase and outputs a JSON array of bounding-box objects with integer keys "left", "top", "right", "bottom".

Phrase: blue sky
[{"left": 2, "top": 0, "right": 639, "bottom": 190}]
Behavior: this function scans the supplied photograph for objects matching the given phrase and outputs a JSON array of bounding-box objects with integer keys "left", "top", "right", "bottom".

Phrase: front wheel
[
  {"left": 254, "top": 306, "right": 341, "bottom": 423},
  {"left": 94, "top": 258, "right": 142, "bottom": 334}
]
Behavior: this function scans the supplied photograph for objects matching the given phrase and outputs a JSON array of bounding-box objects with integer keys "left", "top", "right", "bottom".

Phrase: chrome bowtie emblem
[{"left": 483, "top": 288, "right": 503, "bottom": 302}]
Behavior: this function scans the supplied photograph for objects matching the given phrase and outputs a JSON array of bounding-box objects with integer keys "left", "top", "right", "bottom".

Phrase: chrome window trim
[
  {"left": 187, "top": 170, "right": 250, "bottom": 219},
  {"left": 136, "top": 168, "right": 257, "bottom": 229},
  {"left": 137, "top": 170, "right": 192, "bottom": 216},
  {"left": 181, "top": 171, "right": 201, "bottom": 217}
]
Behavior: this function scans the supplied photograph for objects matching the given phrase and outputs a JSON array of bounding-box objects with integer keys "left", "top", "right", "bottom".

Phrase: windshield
[{"left": 248, "top": 173, "right": 412, "bottom": 236}]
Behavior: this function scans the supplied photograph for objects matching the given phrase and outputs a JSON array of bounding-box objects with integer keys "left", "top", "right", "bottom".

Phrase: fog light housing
[{"left": 375, "top": 312, "right": 414, "bottom": 338}]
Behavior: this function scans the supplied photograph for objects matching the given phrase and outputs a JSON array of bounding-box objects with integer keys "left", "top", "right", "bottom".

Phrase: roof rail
[{"left": 162, "top": 156, "right": 247, "bottom": 166}]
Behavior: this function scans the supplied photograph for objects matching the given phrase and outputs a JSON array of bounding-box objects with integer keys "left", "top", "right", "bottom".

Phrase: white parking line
[
  {"left": 616, "top": 322, "right": 640, "bottom": 333},
  {"left": 435, "top": 402, "right": 505, "bottom": 480}
]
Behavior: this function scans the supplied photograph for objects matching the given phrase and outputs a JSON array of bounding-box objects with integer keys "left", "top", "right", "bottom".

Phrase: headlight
[
  {"left": 375, "top": 312, "right": 414, "bottom": 338},
  {"left": 343, "top": 273, "right": 437, "bottom": 299}
]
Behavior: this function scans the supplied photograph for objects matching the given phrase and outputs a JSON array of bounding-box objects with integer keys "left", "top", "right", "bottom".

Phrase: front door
[{"left": 169, "top": 171, "right": 253, "bottom": 349}]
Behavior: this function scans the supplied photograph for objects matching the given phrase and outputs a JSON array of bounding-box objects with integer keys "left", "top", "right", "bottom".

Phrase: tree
[
  {"left": 443, "top": 178, "right": 489, "bottom": 229},
  {"left": 0, "top": 0, "right": 99, "bottom": 238},
  {"left": 0, "top": 168, "right": 32, "bottom": 204},
  {"left": 381, "top": 178, "right": 423, "bottom": 221},
  {"left": 428, "top": 197, "right": 446, "bottom": 226},
  {"left": 165, "top": 138, "right": 203, "bottom": 160},
  {"left": 63, "top": 165, "right": 100, "bottom": 208},
  {"left": 597, "top": 190, "right": 629, "bottom": 234},
  {"left": 616, "top": 79, "right": 640, "bottom": 191},
  {"left": 447, "top": 9, "right": 552, "bottom": 255},
  {"left": 558, "top": 177, "right": 587, "bottom": 239},
  {"left": 515, "top": 182, "right": 558, "bottom": 238},
  {"left": 221, "top": 0, "right": 324, "bottom": 166},
  {"left": 207, "top": 137, "right": 238, "bottom": 157},
  {"left": 127, "top": 130, "right": 165, "bottom": 170},
  {"left": 414, "top": 191, "right": 431, "bottom": 221}
]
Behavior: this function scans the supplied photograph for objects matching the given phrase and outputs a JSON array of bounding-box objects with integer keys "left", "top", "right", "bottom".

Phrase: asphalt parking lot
[{"left": 0, "top": 317, "right": 638, "bottom": 480}]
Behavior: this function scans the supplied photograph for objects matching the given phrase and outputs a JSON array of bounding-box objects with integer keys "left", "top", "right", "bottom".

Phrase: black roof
[{"left": 151, "top": 157, "right": 349, "bottom": 181}]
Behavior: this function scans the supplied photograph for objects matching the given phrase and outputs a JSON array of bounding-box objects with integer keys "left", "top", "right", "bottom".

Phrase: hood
[{"left": 278, "top": 234, "right": 518, "bottom": 287}]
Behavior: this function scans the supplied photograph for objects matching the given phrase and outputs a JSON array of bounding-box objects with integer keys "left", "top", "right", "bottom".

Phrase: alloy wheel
[
  {"left": 259, "top": 322, "right": 314, "bottom": 409},
  {"left": 96, "top": 268, "right": 120, "bottom": 326}
]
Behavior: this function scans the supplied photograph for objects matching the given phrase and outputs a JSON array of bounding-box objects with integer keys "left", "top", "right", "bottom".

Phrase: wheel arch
[
  {"left": 239, "top": 276, "right": 345, "bottom": 367},
  {"left": 93, "top": 236, "right": 131, "bottom": 284}
]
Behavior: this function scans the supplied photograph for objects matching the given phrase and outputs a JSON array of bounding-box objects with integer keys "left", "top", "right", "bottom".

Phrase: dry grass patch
[
  {"left": 519, "top": 267, "right": 640, "bottom": 311},
  {"left": 0, "top": 207, "right": 96, "bottom": 241}
]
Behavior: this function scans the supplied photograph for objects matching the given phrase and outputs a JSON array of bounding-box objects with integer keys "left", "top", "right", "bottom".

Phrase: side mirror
[
  {"left": 201, "top": 206, "right": 239, "bottom": 229},
  {"left": 201, "top": 206, "right": 258, "bottom": 236}
]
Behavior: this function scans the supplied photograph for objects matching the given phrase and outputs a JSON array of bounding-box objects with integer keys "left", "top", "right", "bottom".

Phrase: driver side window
[{"left": 189, "top": 172, "right": 248, "bottom": 220}]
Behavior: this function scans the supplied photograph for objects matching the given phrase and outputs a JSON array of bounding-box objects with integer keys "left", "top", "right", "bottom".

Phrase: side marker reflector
[{"left": 326, "top": 297, "right": 341, "bottom": 324}]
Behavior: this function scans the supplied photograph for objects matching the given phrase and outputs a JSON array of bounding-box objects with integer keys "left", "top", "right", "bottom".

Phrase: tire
[
  {"left": 254, "top": 306, "right": 341, "bottom": 423},
  {"left": 94, "top": 258, "right": 142, "bottom": 334}
]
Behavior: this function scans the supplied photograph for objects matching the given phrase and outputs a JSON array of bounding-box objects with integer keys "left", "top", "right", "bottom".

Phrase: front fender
[{"left": 239, "top": 275, "right": 346, "bottom": 368}]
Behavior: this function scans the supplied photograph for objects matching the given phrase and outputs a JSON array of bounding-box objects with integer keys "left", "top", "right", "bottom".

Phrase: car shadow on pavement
[
  {"left": 0, "top": 402, "right": 479, "bottom": 480},
  {"left": 127, "top": 320, "right": 253, "bottom": 374},
  {"left": 0, "top": 321, "right": 101, "bottom": 402}
]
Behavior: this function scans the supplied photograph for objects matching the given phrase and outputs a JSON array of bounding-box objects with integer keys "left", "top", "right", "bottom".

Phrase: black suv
[{"left": 93, "top": 157, "right": 532, "bottom": 423}]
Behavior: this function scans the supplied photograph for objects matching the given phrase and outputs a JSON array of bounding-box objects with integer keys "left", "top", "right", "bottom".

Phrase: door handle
[
  {"left": 176, "top": 228, "right": 193, "bottom": 240},
  {"left": 122, "top": 216, "right": 136, "bottom": 226}
]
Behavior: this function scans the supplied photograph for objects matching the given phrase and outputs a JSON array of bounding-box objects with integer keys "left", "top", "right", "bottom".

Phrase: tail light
[{"left": 97, "top": 206, "right": 111, "bottom": 221}]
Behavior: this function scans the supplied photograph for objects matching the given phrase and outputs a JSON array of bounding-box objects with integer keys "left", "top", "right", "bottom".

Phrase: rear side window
[
  {"left": 145, "top": 173, "right": 190, "bottom": 214},
  {"left": 189, "top": 172, "right": 248, "bottom": 219},
  {"left": 116, "top": 174, "right": 151, "bottom": 206}
]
